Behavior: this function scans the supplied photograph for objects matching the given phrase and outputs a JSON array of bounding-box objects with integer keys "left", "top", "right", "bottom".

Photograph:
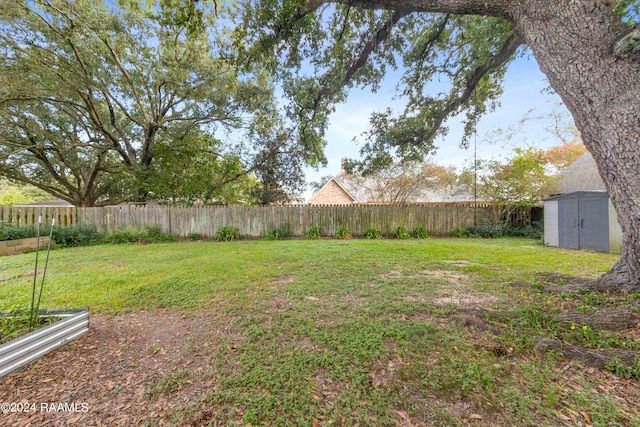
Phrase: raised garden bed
[
  {"left": 0, "top": 308, "right": 89, "bottom": 377},
  {"left": 0, "top": 237, "right": 51, "bottom": 257}
]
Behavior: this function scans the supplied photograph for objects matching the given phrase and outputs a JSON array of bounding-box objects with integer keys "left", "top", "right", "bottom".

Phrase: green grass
[{"left": 1, "top": 238, "right": 636, "bottom": 426}]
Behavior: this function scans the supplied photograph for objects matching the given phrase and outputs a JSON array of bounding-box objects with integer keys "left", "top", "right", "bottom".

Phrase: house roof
[
  {"left": 310, "top": 172, "right": 478, "bottom": 204},
  {"left": 13, "top": 199, "right": 74, "bottom": 207},
  {"left": 307, "top": 177, "right": 358, "bottom": 204},
  {"left": 555, "top": 152, "right": 606, "bottom": 194}
]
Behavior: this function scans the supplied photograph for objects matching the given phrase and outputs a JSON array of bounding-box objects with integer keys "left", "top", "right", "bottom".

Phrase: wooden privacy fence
[
  {"left": 0, "top": 206, "right": 78, "bottom": 227},
  {"left": 1, "top": 204, "right": 495, "bottom": 238}
]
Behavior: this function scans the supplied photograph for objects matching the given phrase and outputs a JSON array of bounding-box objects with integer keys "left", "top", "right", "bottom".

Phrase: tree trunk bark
[
  {"left": 508, "top": 1, "right": 640, "bottom": 291},
  {"left": 535, "top": 337, "right": 639, "bottom": 370}
]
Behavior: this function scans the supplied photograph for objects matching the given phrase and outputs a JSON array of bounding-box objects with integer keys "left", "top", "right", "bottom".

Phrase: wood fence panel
[
  {"left": 1, "top": 204, "right": 508, "bottom": 238},
  {"left": 0, "top": 206, "right": 78, "bottom": 227}
]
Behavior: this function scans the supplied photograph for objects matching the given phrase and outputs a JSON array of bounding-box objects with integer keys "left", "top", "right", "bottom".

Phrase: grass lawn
[{"left": 1, "top": 238, "right": 638, "bottom": 426}]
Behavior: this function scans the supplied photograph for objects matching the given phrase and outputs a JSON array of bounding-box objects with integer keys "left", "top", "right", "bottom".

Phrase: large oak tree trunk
[{"left": 508, "top": 1, "right": 640, "bottom": 291}]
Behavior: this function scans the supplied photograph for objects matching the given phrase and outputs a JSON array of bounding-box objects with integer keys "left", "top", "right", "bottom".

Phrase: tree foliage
[
  {"left": 147, "top": 132, "right": 258, "bottom": 205},
  {"left": 236, "top": 1, "right": 522, "bottom": 172},
  {"left": 0, "top": 179, "right": 52, "bottom": 205},
  {"left": 0, "top": 0, "right": 279, "bottom": 206},
  {"left": 354, "top": 161, "right": 458, "bottom": 203},
  {"left": 249, "top": 129, "right": 306, "bottom": 205},
  {"left": 534, "top": 139, "right": 587, "bottom": 174},
  {"left": 473, "top": 148, "right": 556, "bottom": 224}
]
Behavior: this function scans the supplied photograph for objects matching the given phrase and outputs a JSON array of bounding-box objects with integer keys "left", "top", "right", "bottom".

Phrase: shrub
[
  {"left": 0, "top": 221, "right": 104, "bottom": 247},
  {"left": 336, "top": 227, "right": 352, "bottom": 240},
  {"left": 391, "top": 226, "right": 410, "bottom": 239},
  {"left": 264, "top": 228, "right": 288, "bottom": 241},
  {"left": 473, "top": 220, "right": 507, "bottom": 238},
  {"left": 450, "top": 226, "right": 471, "bottom": 238},
  {"left": 470, "top": 220, "right": 543, "bottom": 240},
  {"left": 449, "top": 227, "right": 471, "bottom": 237},
  {"left": 306, "top": 225, "right": 322, "bottom": 240},
  {"left": 504, "top": 221, "right": 544, "bottom": 240},
  {"left": 106, "top": 225, "right": 178, "bottom": 244},
  {"left": 215, "top": 226, "right": 239, "bottom": 242},
  {"left": 364, "top": 226, "right": 382, "bottom": 239},
  {"left": 0, "top": 221, "right": 37, "bottom": 241},
  {"left": 51, "top": 223, "right": 102, "bottom": 247},
  {"left": 412, "top": 226, "right": 430, "bottom": 239},
  {"left": 187, "top": 232, "right": 205, "bottom": 241}
]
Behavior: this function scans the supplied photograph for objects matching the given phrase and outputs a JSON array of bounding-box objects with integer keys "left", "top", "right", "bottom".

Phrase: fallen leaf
[
  {"left": 395, "top": 410, "right": 409, "bottom": 420},
  {"left": 553, "top": 410, "right": 571, "bottom": 421},
  {"left": 567, "top": 409, "right": 579, "bottom": 419},
  {"left": 470, "top": 414, "right": 482, "bottom": 420},
  {"left": 582, "top": 412, "right": 593, "bottom": 423}
]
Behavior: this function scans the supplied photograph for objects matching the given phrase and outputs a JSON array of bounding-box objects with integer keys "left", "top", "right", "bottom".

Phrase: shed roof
[{"left": 555, "top": 152, "right": 606, "bottom": 194}]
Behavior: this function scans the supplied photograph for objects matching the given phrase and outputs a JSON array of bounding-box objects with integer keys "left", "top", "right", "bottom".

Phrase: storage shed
[{"left": 543, "top": 153, "right": 623, "bottom": 253}]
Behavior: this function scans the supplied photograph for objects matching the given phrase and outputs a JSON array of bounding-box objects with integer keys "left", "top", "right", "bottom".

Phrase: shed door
[
  {"left": 578, "top": 197, "right": 609, "bottom": 252},
  {"left": 559, "top": 199, "right": 579, "bottom": 249}
]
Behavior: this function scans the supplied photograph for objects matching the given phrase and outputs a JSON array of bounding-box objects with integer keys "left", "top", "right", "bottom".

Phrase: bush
[
  {"left": 0, "top": 221, "right": 104, "bottom": 247},
  {"left": 364, "top": 226, "right": 382, "bottom": 239},
  {"left": 450, "top": 227, "right": 471, "bottom": 238},
  {"left": 471, "top": 220, "right": 543, "bottom": 240},
  {"left": 0, "top": 221, "right": 37, "bottom": 241},
  {"left": 51, "top": 223, "right": 102, "bottom": 247},
  {"left": 187, "top": 232, "right": 205, "bottom": 241},
  {"left": 504, "top": 221, "right": 544, "bottom": 240},
  {"left": 336, "top": 227, "right": 352, "bottom": 240},
  {"left": 264, "top": 228, "right": 288, "bottom": 241},
  {"left": 473, "top": 220, "right": 507, "bottom": 238},
  {"left": 105, "top": 225, "right": 177, "bottom": 244},
  {"left": 306, "top": 225, "right": 322, "bottom": 240},
  {"left": 412, "top": 226, "right": 430, "bottom": 239},
  {"left": 391, "top": 226, "right": 410, "bottom": 239},
  {"left": 215, "top": 226, "right": 239, "bottom": 242}
]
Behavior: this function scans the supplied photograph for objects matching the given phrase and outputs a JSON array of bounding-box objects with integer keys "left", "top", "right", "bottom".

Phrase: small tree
[
  {"left": 147, "top": 132, "right": 257, "bottom": 205},
  {"left": 475, "top": 148, "right": 556, "bottom": 224},
  {"left": 350, "top": 161, "right": 458, "bottom": 203},
  {"left": 535, "top": 139, "right": 588, "bottom": 173}
]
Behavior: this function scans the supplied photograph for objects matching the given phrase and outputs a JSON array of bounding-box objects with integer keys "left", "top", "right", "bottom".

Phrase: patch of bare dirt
[
  {"left": 0, "top": 311, "right": 229, "bottom": 426},
  {"left": 441, "top": 260, "right": 474, "bottom": 267},
  {"left": 379, "top": 271, "right": 404, "bottom": 280},
  {"left": 380, "top": 269, "right": 469, "bottom": 283},
  {"left": 271, "top": 274, "right": 296, "bottom": 285},
  {"left": 432, "top": 290, "right": 497, "bottom": 307}
]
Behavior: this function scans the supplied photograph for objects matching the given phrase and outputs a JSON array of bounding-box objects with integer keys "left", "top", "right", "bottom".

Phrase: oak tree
[{"left": 0, "top": 0, "right": 276, "bottom": 206}]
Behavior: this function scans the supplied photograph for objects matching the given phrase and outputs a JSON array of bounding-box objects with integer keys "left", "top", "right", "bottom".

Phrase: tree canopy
[{"left": 0, "top": 0, "right": 298, "bottom": 206}]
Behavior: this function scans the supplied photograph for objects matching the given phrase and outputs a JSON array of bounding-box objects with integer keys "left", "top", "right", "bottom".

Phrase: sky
[{"left": 301, "top": 52, "right": 572, "bottom": 200}]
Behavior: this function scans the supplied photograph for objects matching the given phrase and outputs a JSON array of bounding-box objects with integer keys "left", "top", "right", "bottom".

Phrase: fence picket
[{"left": 0, "top": 204, "right": 505, "bottom": 238}]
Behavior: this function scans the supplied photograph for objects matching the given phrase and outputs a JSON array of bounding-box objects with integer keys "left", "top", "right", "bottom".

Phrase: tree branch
[
  {"left": 303, "top": 9, "right": 408, "bottom": 127},
  {"left": 300, "top": 0, "right": 510, "bottom": 19},
  {"left": 410, "top": 30, "right": 523, "bottom": 147}
]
